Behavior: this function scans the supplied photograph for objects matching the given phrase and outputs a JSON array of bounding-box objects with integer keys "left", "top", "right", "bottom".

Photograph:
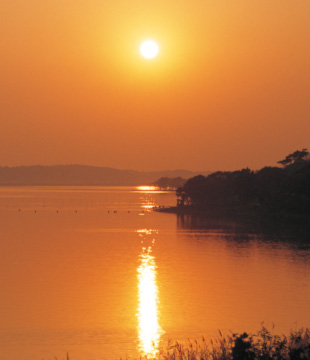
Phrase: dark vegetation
[
  {"left": 156, "top": 326, "right": 310, "bottom": 360},
  {"left": 153, "top": 176, "right": 186, "bottom": 189},
  {"left": 176, "top": 149, "right": 310, "bottom": 217},
  {"left": 52, "top": 327, "right": 310, "bottom": 360}
]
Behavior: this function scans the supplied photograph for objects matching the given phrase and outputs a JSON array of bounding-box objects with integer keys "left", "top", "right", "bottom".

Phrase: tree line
[{"left": 176, "top": 149, "right": 310, "bottom": 216}]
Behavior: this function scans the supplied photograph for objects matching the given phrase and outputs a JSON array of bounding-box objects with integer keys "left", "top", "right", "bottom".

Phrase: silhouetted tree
[
  {"left": 177, "top": 149, "right": 310, "bottom": 216},
  {"left": 154, "top": 176, "right": 186, "bottom": 189},
  {"left": 277, "top": 148, "right": 309, "bottom": 167}
]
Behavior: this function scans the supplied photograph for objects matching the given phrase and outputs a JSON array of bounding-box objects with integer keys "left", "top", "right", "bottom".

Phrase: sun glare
[
  {"left": 140, "top": 40, "right": 159, "bottom": 59},
  {"left": 137, "top": 186, "right": 157, "bottom": 191},
  {"left": 136, "top": 229, "right": 163, "bottom": 356},
  {"left": 137, "top": 246, "right": 162, "bottom": 356}
]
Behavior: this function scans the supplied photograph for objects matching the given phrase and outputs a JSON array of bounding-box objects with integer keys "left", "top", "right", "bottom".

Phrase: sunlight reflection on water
[{"left": 136, "top": 229, "right": 163, "bottom": 357}]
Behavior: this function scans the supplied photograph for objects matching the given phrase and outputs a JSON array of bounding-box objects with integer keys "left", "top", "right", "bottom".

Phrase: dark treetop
[{"left": 176, "top": 149, "right": 310, "bottom": 217}]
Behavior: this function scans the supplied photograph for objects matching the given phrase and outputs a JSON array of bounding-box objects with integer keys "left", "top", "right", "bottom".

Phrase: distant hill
[{"left": 0, "top": 165, "right": 210, "bottom": 186}]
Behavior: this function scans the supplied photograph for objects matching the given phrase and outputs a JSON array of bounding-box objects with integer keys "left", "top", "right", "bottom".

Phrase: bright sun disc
[{"left": 140, "top": 40, "right": 159, "bottom": 59}]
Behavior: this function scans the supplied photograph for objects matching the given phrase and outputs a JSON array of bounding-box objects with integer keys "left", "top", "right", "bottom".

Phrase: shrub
[{"left": 138, "top": 327, "right": 310, "bottom": 360}]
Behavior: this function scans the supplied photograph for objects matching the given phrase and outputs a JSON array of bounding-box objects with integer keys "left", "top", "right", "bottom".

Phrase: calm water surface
[{"left": 0, "top": 186, "right": 310, "bottom": 360}]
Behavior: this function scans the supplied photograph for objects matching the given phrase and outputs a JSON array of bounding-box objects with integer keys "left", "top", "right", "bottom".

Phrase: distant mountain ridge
[{"left": 0, "top": 165, "right": 210, "bottom": 186}]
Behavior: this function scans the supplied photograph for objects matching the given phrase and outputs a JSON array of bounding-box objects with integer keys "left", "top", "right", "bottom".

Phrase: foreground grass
[
  {"left": 135, "top": 327, "right": 310, "bottom": 360},
  {"left": 47, "top": 327, "right": 310, "bottom": 360}
]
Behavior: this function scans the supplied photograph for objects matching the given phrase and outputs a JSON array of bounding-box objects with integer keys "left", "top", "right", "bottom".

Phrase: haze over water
[{"left": 0, "top": 186, "right": 310, "bottom": 360}]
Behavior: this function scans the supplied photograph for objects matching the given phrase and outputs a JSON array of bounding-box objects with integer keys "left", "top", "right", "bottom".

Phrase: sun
[{"left": 140, "top": 40, "right": 159, "bottom": 59}]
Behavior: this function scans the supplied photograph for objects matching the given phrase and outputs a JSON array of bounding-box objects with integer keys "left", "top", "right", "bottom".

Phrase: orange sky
[{"left": 0, "top": 0, "right": 309, "bottom": 171}]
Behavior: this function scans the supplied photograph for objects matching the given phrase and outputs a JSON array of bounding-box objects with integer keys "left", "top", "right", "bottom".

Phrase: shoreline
[{"left": 154, "top": 204, "right": 310, "bottom": 217}]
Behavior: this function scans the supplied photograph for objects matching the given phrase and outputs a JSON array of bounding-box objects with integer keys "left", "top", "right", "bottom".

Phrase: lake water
[{"left": 0, "top": 186, "right": 310, "bottom": 360}]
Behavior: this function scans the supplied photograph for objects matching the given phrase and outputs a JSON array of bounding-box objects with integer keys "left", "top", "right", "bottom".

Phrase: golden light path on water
[
  {"left": 136, "top": 186, "right": 157, "bottom": 191},
  {"left": 137, "top": 229, "right": 163, "bottom": 357}
]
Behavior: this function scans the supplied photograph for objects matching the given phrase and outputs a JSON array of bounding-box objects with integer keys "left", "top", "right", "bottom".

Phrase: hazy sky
[{"left": 1, "top": 0, "right": 309, "bottom": 171}]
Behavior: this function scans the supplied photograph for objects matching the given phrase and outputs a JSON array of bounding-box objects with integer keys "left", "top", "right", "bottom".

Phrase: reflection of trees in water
[
  {"left": 177, "top": 213, "right": 310, "bottom": 246},
  {"left": 176, "top": 214, "right": 310, "bottom": 266},
  {"left": 177, "top": 214, "right": 239, "bottom": 232}
]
